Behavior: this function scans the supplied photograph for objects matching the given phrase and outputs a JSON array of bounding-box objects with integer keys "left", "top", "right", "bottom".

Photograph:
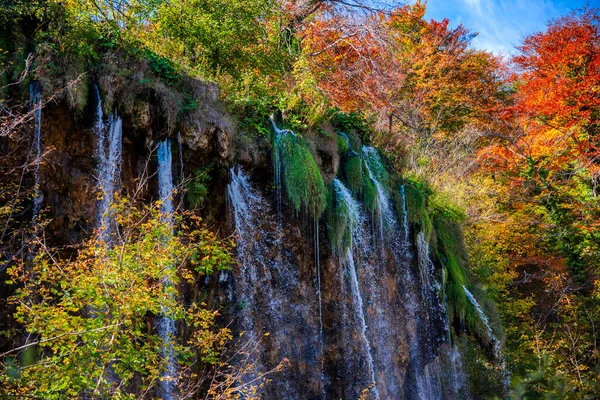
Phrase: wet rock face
[
  {"left": 30, "top": 77, "right": 237, "bottom": 245},
  {"left": 225, "top": 168, "right": 446, "bottom": 400},
  {"left": 226, "top": 169, "right": 324, "bottom": 399},
  {"left": 224, "top": 161, "right": 477, "bottom": 399},
  {"left": 23, "top": 88, "right": 480, "bottom": 399},
  {"left": 179, "top": 81, "right": 233, "bottom": 161},
  {"left": 39, "top": 104, "right": 98, "bottom": 245}
]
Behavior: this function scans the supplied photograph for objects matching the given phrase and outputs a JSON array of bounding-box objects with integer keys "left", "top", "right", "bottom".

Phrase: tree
[
  {"left": 0, "top": 198, "right": 239, "bottom": 398},
  {"left": 473, "top": 9, "right": 600, "bottom": 397}
]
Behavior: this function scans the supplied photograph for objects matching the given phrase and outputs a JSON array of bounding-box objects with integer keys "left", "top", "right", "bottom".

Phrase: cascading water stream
[
  {"left": 225, "top": 138, "right": 494, "bottom": 398},
  {"left": 270, "top": 119, "right": 326, "bottom": 396},
  {"left": 361, "top": 146, "right": 396, "bottom": 251},
  {"left": 400, "top": 185, "right": 410, "bottom": 243},
  {"left": 314, "top": 214, "right": 326, "bottom": 399},
  {"left": 451, "top": 345, "right": 469, "bottom": 398},
  {"left": 413, "top": 233, "right": 446, "bottom": 399},
  {"left": 338, "top": 132, "right": 350, "bottom": 149},
  {"left": 227, "top": 166, "right": 266, "bottom": 327},
  {"left": 227, "top": 166, "right": 322, "bottom": 398},
  {"left": 270, "top": 116, "right": 292, "bottom": 221},
  {"left": 93, "top": 85, "right": 123, "bottom": 240},
  {"left": 462, "top": 286, "right": 497, "bottom": 352},
  {"left": 177, "top": 131, "right": 184, "bottom": 181},
  {"left": 157, "top": 140, "right": 177, "bottom": 400},
  {"left": 29, "top": 82, "right": 43, "bottom": 224},
  {"left": 463, "top": 285, "right": 510, "bottom": 388},
  {"left": 333, "top": 179, "right": 380, "bottom": 400}
]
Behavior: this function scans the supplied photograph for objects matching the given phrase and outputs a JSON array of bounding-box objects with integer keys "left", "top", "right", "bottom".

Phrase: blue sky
[{"left": 415, "top": 0, "right": 595, "bottom": 56}]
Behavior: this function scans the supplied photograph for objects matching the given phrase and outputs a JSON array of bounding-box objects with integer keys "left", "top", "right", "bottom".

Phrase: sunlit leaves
[{"left": 0, "top": 199, "right": 234, "bottom": 398}]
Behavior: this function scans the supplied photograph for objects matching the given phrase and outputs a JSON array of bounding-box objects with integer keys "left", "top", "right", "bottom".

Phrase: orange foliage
[
  {"left": 480, "top": 10, "right": 600, "bottom": 180},
  {"left": 301, "top": 1, "right": 507, "bottom": 138}
]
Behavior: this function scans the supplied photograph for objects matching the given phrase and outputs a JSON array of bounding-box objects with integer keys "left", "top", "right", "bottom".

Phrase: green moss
[
  {"left": 432, "top": 214, "right": 471, "bottom": 325},
  {"left": 186, "top": 164, "right": 213, "bottom": 208},
  {"left": 403, "top": 181, "right": 433, "bottom": 237},
  {"left": 337, "top": 133, "right": 349, "bottom": 154},
  {"left": 432, "top": 211, "right": 502, "bottom": 346},
  {"left": 403, "top": 176, "right": 499, "bottom": 344},
  {"left": 274, "top": 130, "right": 326, "bottom": 217},
  {"left": 360, "top": 147, "right": 391, "bottom": 216},
  {"left": 362, "top": 161, "right": 379, "bottom": 214},
  {"left": 343, "top": 151, "right": 363, "bottom": 195},
  {"left": 362, "top": 147, "right": 389, "bottom": 190},
  {"left": 327, "top": 183, "right": 352, "bottom": 254}
]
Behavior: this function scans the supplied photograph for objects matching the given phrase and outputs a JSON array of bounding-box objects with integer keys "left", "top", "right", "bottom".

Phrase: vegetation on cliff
[
  {"left": 1, "top": 199, "right": 250, "bottom": 398},
  {"left": 1, "top": 0, "right": 599, "bottom": 398}
]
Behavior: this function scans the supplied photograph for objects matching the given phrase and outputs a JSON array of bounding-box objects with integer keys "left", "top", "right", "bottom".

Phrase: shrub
[
  {"left": 1, "top": 199, "right": 235, "bottom": 398},
  {"left": 186, "top": 168, "right": 212, "bottom": 208}
]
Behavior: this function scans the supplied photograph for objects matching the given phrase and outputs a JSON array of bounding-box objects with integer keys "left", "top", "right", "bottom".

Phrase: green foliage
[
  {"left": 402, "top": 181, "right": 433, "bottom": 236},
  {"left": 282, "top": 110, "right": 309, "bottom": 132},
  {"left": 186, "top": 166, "right": 213, "bottom": 208},
  {"left": 337, "top": 133, "right": 349, "bottom": 154},
  {"left": 155, "top": 0, "right": 286, "bottom": 77},
  {"left": 457, "top": 336, "right": 509, "bottom": 399},
  {"left": 330, "top": 109, "right": 372, "bottom": 145},
  {"left": 0, "top": 199, "right": 234, "bottom": 398},
  {"left": 327, "top": 183, "right": 353, "bottom": 254},
  {"left": 511, "top": 353, "right": 600, "bottom": 400},
  {"left": 142, "top": 48, "right": 180, "bottom": 85},
  {"left": 360, "top": 147, "right": 390, "bottom": 215},
  {"left": 236, "top": 100, "right": 276, "bottom": 137},
  {"left": 274, "top": 130, "right": 326, "bottom": 217},
  {"left": 342, "top": 151, "right": 363, "bottom": 195},
  {"left": 362, "top": 162, "right": 379, "bottom": 215},
  {"left": 432, "top": 209, "right": 502, "bottom": 346},
  {"left": 400, "top": 176, "right": 502, "bottom": 347}
]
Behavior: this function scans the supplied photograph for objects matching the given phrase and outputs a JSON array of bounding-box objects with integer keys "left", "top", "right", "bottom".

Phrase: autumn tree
[
  {"left": 0, "top": 198, "right": 261, "bottom": 398},
  {"left": 473, "top": 9, "right": 600, "bottom": 396}
]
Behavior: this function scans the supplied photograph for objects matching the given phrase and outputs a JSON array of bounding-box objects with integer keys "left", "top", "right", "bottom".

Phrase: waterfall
[
  {"left": 29, "top": 82, "right": 43, "bottom": 224},
  {"left": 333, "top": 179, "right": 380, "bottom": 399},
  {"left": 225, "top": 134, "right": 491, "bottom": 398},
  {"left": 314, "top": 214, "right": 326, "bottom": 399},
  {"left": 227, "top": 166, "right": 272, "bottom": 314},
  {"left": 177, "top": 131, "right": 184, "bottom": 181},
  {"left": 462, "top": 286, "right": 496, "bottom": 349},
  {"left": 346, "top": 249, "right": 380, "bottom": 400},
  {"left": 271, "top": 119, "right": 326, "bottom": 395},
  {"left": 400, "top": 185, "right": 410, "bottom": 243},
  {"left": 227, "top": 166, "right": 322, "bottom": 398},
  {"left": 157, "top": 140, "right": 177, "bottom": 400},
  {"left": 416, "top": 232, "right": 433, "bottom": 294},
  {"left": 416, "top": 359, "right": 443, "bottom": 400},
  {"left": 416, "top": 232, "right": 445, "bottom": 319},
  {"left": 93, "top": 85, "right": 123, "bottom": 240},
  {"left": 450, "top": 345, "right": 469, "bottom": 398},
  {"left": 158, "top": 140, "right": 175, "bottom": 222},
  {"left": 270, "top": 116, "right": 293, "bottom": 219},
  {"left": 463, "top": 285, "right": 510, "bottom": 388},
  {"left": 361, "top": 146, "right": 396, "bottom": 250},
  {"left": 93, "top": 84, "right": 104, "bottom": 133},
  {"left": 338, "top": 132, "right": 350, "bottom": 150}
]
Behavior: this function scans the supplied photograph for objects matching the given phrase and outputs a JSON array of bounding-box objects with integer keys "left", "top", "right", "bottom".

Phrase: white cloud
[{"left": 420, "top": 0, "right": 588, "bottom": 55}]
